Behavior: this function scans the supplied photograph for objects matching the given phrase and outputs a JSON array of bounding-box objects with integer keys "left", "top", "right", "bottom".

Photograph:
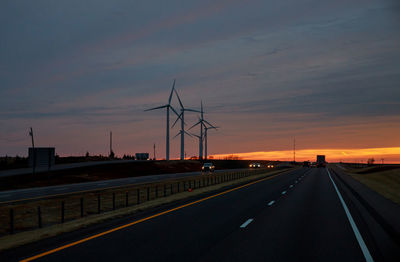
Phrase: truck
[
  {"left": 316, "top": 155, "right": 326, "bottom": 168},
  {"left": 135, "top": 153, "right": 149, "bottom": 160}
]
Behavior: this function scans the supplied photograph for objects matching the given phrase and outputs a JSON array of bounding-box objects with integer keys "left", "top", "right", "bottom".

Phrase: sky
[{"left": 1, "top": 0, "right": 400, "bottom": 162}]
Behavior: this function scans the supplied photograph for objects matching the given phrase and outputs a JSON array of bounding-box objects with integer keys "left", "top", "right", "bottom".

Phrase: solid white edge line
[
  {"left": 326, "top": 168, "right": 374, "bottom": 262},
  {"left": 240, "top": 218, "right": 254, "bottom": 228},
  {"left": 268, "top": 200, "right": 275, "bottom": 206}
]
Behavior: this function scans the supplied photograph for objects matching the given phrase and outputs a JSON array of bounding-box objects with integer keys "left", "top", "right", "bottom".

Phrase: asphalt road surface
[
  {"left": 0, "top": 168, "right": 249, "bottom": 203},
  {"left": 3, "top": 167, "right": 399, "bottom": 261}
]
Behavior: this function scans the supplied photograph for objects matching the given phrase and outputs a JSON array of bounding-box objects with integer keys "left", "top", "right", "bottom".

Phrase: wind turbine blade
[
  {"left": 170, "top": 105, "right": 180, "bottom": 118},
  {"left": 190, "top": 132, "right": 200, "bottom": 138},
  {"left": 144, "top": 104, "right": 168, "bottom": 111},
  {"left": 189, "top": 121, "right": 201, "bottom": 130},
  {"left": 171, "top": 113, "right": 182, "bottom": 128},
  {"left": 172, "top": 132, "right": 181, "bottom": 139},
  {"left": 168, "top": 79, "right": 176, "bottom": 104},
  {"left": 184, "top": 108, "right": 200, "bottom": 113},
  {"left": 201, "top": 100, "right": 204, "bottom": 119},
  {"left": 204, "top": 120, "right": 216, "bottom": 128},
  {"left": 184, "top": 130, "right": 193, "bottom": 137},
  {"left": 174, "top": 88, "right": 184, "bottom": 108}
]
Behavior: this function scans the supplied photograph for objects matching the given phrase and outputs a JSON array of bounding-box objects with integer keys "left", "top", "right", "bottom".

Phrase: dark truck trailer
[
  {"left": 135, "top": 153, "right": 149, "bottom": 160},
  {"left": 316, "top": 155, "right": 326, "bottom": 168}
]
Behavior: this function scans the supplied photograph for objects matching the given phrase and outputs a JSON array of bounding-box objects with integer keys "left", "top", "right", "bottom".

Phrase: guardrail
[{"left": 0, "top": 168, "right": 273, "bottom": 236}]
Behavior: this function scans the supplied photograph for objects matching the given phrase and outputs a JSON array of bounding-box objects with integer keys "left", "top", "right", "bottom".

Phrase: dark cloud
[{"left": 1, "top": 0, "right": 399, "bottom": 157}]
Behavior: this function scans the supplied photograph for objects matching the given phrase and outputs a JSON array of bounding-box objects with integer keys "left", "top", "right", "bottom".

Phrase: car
[
  {"left": 202, "top": 162, "right": 215, "bottom": 172},
  {"left": 249, "top": 163, "right": 261, "bottom": 168},
  {"left": 267, "top": 164, "right": 274, "bottom": 168},
  {"left": 303, "top": 161, "right": 311, "bottom": 167}
]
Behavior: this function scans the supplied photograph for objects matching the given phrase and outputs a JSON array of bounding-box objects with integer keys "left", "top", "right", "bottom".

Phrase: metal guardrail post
[
  {"left": 147, "top": 188, "right": 150, "bottom": 201},
  {"left": 80, "top": 198, "right": 84, "bottom": 217},
  {"left": 113, "top": 193, "right": 116, "bottom": 210},
  {"left": 126, "top": 192, "right": 129, "bottom": 207},
  {"left": 38, "top": 206, "right": 42, "bottom": 228},
  {"left": 61, "top": 201, "right": 65, "bottom": 223},
  {"left": 98, "top": 195, "right": 101, "bottom": 214},
  {"left": 10, "top": 209, "right": 14, "bottom": 234},
  {"left": 137, "top": 189, "right": 140, "bottom": 204}
]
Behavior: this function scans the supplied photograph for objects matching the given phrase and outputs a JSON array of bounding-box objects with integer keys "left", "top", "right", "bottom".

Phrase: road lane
[{"left": 200, "top": 168, "right": 367, "bottom": 262}]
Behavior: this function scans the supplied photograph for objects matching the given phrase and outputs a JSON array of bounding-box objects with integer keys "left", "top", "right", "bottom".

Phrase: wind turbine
[
  {"left": 144, "top": 80, "right": 180, "bottom": 160},
  {"left": 190, "top": 133, "right": 203, "bottom": 160},
  {"left": 189, "top": 101, "right": 206, "bottom": 159},
  {"left": 173, "top": 88, "right": 200, "bottom": 160},
  {"left": 204, "top": 124, "right": 218, "bottom": 160}
]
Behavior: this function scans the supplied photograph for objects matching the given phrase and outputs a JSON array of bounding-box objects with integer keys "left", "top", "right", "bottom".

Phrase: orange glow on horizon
[{"left": 210, "top": 147, "right": 400, "bottom": 163}]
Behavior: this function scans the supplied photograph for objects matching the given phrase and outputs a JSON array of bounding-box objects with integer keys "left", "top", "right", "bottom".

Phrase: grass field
[{"left": 347, "top": 166, "right": 400, "bottom": 205}]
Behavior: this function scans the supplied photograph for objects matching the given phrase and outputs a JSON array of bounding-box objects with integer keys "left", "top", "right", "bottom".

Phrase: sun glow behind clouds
[{"left": 211, "top": 147, "right": 400, "bottom": 163}]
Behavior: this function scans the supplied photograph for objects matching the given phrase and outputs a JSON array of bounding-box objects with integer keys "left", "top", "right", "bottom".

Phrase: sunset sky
[{"left": 1, "top": 0, "right": 400, "bottom": 162}]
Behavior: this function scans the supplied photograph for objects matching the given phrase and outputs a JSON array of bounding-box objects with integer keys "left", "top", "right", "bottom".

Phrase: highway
[
  {"left": 2, "top": 167, "right": 400, "bottom": 261},
  {"left": 0, "top": 168, "right": 249, "bottom": 203}
]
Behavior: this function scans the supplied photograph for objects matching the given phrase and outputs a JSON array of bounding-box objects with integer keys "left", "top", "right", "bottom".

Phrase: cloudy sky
[{"left": 1, "top": 0, "right": 400, "bottom": 162}]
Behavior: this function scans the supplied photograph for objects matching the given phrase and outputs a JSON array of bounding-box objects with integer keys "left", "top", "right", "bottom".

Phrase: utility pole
[
  {"left": 153, "top": 143, "right": 156, "bottom": 160},
  {"left": 29, "top": 127, "right": 35, "bottom": 175},
  {"left": 293, "top": 137, "right": 296, "bottom": 163},
  {"left": 110, "top": 131, "right": 112, "bottom": 156}
]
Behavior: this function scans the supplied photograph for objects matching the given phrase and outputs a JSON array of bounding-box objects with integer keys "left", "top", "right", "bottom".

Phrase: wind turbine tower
[
  {"left": 173, "top": 88, "right": 199, "bottom": 160},
  {"left": 145, "top": 80, "right": 180, "bottom": 160},
  {"left": 189, "top": 101, "right": 211, "bottom": 159},
  {"left": 204, "top": 125, "right": 218, "bottom": 160},
  {"left": 189, "top": 102, "right": 218, "bottom": 160}
]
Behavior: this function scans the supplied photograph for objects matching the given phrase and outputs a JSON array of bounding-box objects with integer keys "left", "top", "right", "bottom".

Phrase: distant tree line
[{"left": 0, "top": 155, "right": 28, "bottom": 170}]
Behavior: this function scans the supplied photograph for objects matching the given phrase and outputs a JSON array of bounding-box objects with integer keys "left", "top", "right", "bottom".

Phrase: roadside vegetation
[{"left": 346, "top": 165, "right": 400, "bottom": 205}]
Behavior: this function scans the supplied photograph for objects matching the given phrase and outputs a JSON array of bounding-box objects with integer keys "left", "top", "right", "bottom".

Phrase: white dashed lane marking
[{"left": 240, "top": 219, "right": 254, "bottom": 228}]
